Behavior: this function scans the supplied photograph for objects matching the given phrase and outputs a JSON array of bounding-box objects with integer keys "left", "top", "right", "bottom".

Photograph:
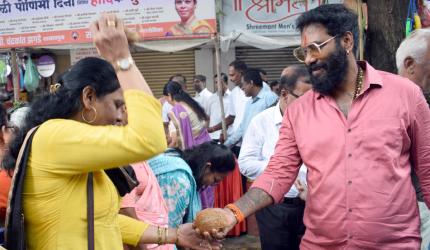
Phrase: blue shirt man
[{"left": 224, "top": 69, "right": 278, "bottom": 147}]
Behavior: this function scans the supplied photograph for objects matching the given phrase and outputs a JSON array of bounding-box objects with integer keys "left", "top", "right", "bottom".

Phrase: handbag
[{"left": 105, "top": 166, "right": 139, "bottom": 197}]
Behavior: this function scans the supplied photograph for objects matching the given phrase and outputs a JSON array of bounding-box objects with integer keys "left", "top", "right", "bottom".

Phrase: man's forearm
[
  {"left": 209, "top": 115, "right": 234, "bottom": 132},
  {"left": 234, "top": 188, "right": 274, "bottom": 217}
]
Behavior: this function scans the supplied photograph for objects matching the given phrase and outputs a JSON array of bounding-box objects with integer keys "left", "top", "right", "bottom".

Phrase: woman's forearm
[
  {"left": 116, "top": 64, "right": 153, "bottom": 95},
  {"left": 138, "top": 225, "right": 178, "bottom": 245}
]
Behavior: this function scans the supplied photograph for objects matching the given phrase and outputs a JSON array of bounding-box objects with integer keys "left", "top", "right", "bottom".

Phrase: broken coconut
[{"left": 194, "top": 209, "right": 229, "bottom": 232}]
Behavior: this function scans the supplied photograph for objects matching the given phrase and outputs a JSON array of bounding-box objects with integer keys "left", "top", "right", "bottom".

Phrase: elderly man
[
  {"left": 396, "top": 28, "right": 430, "bottom": 250},
  {"left": 197, "top": 4, "right": 430, "bottom": 249},
  {"left": 239, "top": 65, "right": 311, "bottom": 250}
]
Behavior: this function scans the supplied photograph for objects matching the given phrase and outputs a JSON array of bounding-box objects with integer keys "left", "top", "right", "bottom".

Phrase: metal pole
[
  {"left": 357, "top": 0, "right": 364, "bottom": 60},
  {"left": 213, "top": 34, "right": 227, "bottom": 140},
  {"left": 11, "top": 49, "right": 20, "bottom": 102}
]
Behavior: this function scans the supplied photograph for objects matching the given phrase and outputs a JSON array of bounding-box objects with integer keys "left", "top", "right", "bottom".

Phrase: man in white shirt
[
  {"left": 208, "top": 60, "right": 249, "bottom": 156},
  {"left": 238, "top": 65, "right": 312, "bottom": 250},
  {"left": 193, "top": 75, "right": 212, "bottom": 110},
  {"left": 224, "top": 69, "right": 278, "bottom": 148},
  {"left": 206, "top": 73, "right": 232, "bottom": 141}
]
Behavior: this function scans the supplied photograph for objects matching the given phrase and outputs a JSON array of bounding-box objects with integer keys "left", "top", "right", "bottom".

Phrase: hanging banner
[
  {"left": 70, "top": 47, "right": 101, "bottom": 65},
  {"left": 0, "top": 0, "right": 216, "bottom": 48},
  {"left": 221, "top": 0, "right": 343, "bottom": 37}
]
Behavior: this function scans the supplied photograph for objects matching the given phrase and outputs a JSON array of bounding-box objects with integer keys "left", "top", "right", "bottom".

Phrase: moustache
[{"left": 308, "top": 63, "right": 327, "bottom": 73}]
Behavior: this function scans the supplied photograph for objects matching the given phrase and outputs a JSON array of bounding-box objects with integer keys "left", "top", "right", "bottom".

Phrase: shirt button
[
  {"left": 348, "top": 153, "right": 352, "bottom": 157},
  {"left": 348, "top": 180, "right": 352, "bottom": 185},
  {"left": 348, "top": 208, "right": 352, "bottom": 212},
  {"left": 347, "top": 128, "right": 352, "bottom": 132},
  {"left": 348, "top": 235, "right": 353, "bottom": 239}
]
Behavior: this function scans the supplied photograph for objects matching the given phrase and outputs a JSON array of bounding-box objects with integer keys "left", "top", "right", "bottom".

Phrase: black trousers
[{"left": 256, "top": 198, "right": 306, "bottom": 250}]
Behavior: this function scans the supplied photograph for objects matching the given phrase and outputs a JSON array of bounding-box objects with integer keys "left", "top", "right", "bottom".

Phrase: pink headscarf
[{"left": 121, "top": 162, "right": 173, "bottom": 250}]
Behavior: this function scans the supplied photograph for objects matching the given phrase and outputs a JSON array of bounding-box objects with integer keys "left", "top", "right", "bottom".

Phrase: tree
[{"left": 365, "top": 0, "right": 409, "bottom": 73}]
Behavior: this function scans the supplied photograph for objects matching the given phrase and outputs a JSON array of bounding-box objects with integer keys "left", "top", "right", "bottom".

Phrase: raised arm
[
  {"left": 33, "top": 14, "right": 167, "bottom": 174},
  {"left": 90, "top": 14, "right": 151, "bottom": 94}
]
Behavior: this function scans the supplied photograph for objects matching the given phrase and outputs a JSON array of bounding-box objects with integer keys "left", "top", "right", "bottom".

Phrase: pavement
[{"left": 222, "top": 234, "right": 261, "bottom": 250}]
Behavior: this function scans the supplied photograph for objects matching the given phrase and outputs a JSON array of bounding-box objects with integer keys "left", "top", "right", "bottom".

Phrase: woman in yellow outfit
[{"left": 3, "top": 14, "right": 219, "bottom": 250}]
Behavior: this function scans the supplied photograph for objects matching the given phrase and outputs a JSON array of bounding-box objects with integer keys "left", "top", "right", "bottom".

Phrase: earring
[
  {"left": 346, "top": 50, "right": 350, "bottom": 55},
  {"left": 81, "top": 106, "right": 97, "bottom": 124}
]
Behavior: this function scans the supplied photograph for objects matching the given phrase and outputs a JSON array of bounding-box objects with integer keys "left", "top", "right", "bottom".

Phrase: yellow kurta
[{"left": 22, "top": 90, "right": 167, "bottom": 249}]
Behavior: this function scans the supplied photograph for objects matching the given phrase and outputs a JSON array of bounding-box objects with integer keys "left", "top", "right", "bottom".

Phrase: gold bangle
[
  {"left": 164, "top": 228, "right": 168, "bottom": 245},
  {"left": 157, "top": 226, "right": 162, "bottom": 245},
  {"left": 175, "top": 226, "right": 180, "bottom": 245}
]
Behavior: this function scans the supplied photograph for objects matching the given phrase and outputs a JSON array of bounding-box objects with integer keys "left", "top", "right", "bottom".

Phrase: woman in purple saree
[{"left": 163, "top": 81, "right": 214, "bottom": 209}]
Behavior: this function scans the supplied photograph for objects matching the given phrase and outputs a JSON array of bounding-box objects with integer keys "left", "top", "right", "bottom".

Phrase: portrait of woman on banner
[{"left": 166, "top": 0, "right": 215, "bottom": 37}]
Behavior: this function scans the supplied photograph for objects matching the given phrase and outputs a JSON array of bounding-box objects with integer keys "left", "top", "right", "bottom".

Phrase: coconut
[
  {"left": 125, "top": 29, "right": 140, "bottom": 44},
  {"left": 194, "top": 209, "right": 229, "bottom": 232}
]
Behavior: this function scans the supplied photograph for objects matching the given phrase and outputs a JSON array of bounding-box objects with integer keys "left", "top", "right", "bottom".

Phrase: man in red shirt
[{"left": 196, "top": 4, "right": 430, "bottom": 249}]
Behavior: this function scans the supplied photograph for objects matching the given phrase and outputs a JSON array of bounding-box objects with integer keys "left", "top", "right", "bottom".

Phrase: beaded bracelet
[{"left": 226, "top": 203, "right": 245, "bottom": 223}]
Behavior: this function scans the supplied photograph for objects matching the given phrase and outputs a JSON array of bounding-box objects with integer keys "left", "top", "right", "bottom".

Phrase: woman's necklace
[{"left": 353, "top": 66, "right": 364, "bottom": 100}]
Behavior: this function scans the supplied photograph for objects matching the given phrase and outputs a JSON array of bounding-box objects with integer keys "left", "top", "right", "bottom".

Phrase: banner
[
  {"left": 0, "top": 0, "right": 216, "bottom": 48},
  {"left": 221, "top": 0, "right": 342, "bottom": 37}
]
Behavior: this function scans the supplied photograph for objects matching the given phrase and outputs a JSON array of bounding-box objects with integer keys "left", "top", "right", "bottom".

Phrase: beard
[{"left": 308, "top": 46, "right": 349, "bottom": 96}]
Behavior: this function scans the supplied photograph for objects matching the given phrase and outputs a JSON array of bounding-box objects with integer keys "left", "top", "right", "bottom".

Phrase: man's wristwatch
[{"left": 115, "top": 57, "right": 134, "bottom": 71}]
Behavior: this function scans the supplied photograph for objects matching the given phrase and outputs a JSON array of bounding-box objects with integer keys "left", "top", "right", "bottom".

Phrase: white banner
[
  {"left": 0, "top": 0, "right": 216, "bottom": 48},
  {"left": 221, "top": 0, "right": 343, "bottom": 37}
]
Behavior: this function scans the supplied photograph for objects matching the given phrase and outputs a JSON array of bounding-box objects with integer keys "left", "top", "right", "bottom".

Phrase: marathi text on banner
[
  {"left": 222, "top": 0, "right": 342, "bottom": 37},
  {"left": 0, "top": 0, "right": 216, "bottom": 48}
]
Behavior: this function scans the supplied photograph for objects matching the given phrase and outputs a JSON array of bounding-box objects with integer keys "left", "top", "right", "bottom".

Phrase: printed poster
[
  {"left": 221, "top": 0, "right": 343, "bottom": 37},
  {"left": 0, "top": 0, "right": 216, "bottom": 48}
]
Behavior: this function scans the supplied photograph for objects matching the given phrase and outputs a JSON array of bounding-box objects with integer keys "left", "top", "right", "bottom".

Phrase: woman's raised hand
[{"left": 89, "top": 13, "right": 131, "bottom": 64}]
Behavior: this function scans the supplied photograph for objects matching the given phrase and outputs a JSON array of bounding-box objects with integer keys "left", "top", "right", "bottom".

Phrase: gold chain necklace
[{"left": 353, "top": 66, "right": 364, "bottom": 100}]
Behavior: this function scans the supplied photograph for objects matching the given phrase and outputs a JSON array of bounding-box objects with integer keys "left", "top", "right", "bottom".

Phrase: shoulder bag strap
[
  {"left": 4, "top": 126, "right": 39, "bottom": 250},
  {"left": 87, "top": 173, "right": 94, "bottom": 250}
]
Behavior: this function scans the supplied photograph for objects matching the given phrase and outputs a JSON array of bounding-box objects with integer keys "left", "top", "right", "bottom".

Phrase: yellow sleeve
[
  {"left": 118, "top": 214, "right": 149, "bottom": 246},
  {"left": 32, "top": 90, "right": 167, "bottom": 175}
]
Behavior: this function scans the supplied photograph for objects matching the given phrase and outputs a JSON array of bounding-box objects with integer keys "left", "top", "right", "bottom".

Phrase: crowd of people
[{"left": 1, "top": 3, "right": 430, "bottom": 250}]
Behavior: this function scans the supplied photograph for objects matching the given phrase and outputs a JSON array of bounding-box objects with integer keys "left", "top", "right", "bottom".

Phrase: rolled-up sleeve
[{"left": 251, "top": 109, "right": 301, "bottom": 203}]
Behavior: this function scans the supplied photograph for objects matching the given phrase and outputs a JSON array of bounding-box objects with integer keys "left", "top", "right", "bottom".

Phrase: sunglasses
[{"left": 293, "top": 35, "right": 337, "bottom": 63}]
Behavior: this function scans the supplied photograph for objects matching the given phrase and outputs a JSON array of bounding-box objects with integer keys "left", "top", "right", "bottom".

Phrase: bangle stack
[{"left": 157, "top": 227, "right": 168, "bottom": 245}]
